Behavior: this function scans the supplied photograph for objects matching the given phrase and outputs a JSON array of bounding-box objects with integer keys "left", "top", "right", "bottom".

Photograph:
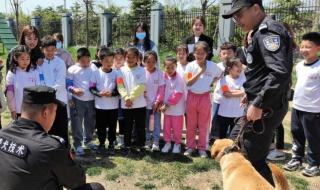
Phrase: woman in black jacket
[
  {"left": 183, "top": 16, "right": 214, "bottom": 62},
  {"left": 6, "top": 25, "right": 43, "bottom": 73}
]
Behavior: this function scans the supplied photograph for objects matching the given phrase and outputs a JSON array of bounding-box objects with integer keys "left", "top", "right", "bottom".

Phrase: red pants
[
  {"left": 163, "top": 115, "right": 183, "bottom": 144},
  {"left": 186, "top": 91, "right": 211, "bottom": 150}
]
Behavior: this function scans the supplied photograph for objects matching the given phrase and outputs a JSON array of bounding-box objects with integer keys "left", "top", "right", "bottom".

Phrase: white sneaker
[
  {"left": 151, "top": 143, "right": 160, "bottom": 151},
  {"left": 161, "top": 142, "right": 172, "bottom": 153},
  {"left": 75, "top": 146, "right": 85, "bottom": 156},
  {"left": 199, "top": 150, "right": 207, "bottom": 158},
  {"left": 117, "top": 135, "right": 124, "bottom": 146},
  {"left": 145, "top": 140, "right": 151, "bottom": 149},
  {"left": 184, "top": 148, "right": 194, "bottom": 156},
  {"left": 172, "top": 144, "right": 181, "bottom": 154},
  {"left": 267, "top": 149, "right": 286, "bottom": 161}
]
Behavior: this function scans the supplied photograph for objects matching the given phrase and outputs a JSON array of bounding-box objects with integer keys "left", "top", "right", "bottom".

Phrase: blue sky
[{"left": 0, "top": 0, "right": 132, "bottom": 14}]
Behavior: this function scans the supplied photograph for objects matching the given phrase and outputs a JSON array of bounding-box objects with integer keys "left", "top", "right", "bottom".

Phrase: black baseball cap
[
  {"left": 23, "top": 86, "right": 64, "bottom": 106},
  {"left": 222, "top": 0, "right": 262, "bottom": 19}
]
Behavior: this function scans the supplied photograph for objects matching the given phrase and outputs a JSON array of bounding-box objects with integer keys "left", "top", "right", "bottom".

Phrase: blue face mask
[
  {"left": 136, "top": 32, "right": 146, "bottom": 40},
  {"left": 56, "top": 41, "right": 62, "bottom": 49}
]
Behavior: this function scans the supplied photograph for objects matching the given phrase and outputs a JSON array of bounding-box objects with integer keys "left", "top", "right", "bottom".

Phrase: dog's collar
[{"left": 221, "top": 145, "right": 240, "bottom": 157}]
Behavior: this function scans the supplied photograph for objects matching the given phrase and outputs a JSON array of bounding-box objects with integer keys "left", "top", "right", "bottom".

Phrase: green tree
[
  {"left": 32, "top": 6, "right": 61, "bottom": 37},
  {"left": 130, "top": 0, "right": 157, "bottom": 20}
]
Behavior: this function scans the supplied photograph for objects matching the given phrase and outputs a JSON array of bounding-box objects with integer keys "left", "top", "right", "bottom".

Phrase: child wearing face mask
[
  {"left": 132, "top": 22, "right": 160, "bottom": 68},
  {"left": 53, "top": 33, "right": 74, "bottom": 68}
]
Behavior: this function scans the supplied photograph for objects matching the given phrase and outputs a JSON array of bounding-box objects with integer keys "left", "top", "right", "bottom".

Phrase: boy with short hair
[
  {"left": 90, "top": 48, "right": 119, "bottom": 155},
  {"left": 38, "top": 35, "right": 69, "bottom": 146},
  {"left": 67, "top": 47, "right": 97, "bottom": 156},
  {"left": 284, "top": 32, "right": 320, "bottom": 177},
  {"left": 210, "top": 42, "right": 238, "bottom": 143}
]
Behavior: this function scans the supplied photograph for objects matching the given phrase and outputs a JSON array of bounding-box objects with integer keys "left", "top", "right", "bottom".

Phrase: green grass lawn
[{"left": 0, "top": 47, "right": 319, "bottom": 190}]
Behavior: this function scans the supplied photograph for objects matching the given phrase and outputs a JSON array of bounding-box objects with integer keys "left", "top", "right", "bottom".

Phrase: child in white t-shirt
[
  {"left": 6, "top": 45, "right": 39, "bottom": 119},
  {"left": 143, "top": 51, "right": 165, "bottom": 151},
  {"left": 215, "top": 58, "right": 245, "bottom": 138},
  {"left": 284, "top": 32, "right": 320, "bottom": 177},
  {"left": 117, "top": 47, "right": 147, "bottom": 150},
  {"left": 210, "top": 42, "right": 238, "bottom": 143},
  {"left": 184, "top": 41, "right": 222, "bottom": 158},
  {"left": 90, "top": 48, "right": 119, "bottom": 155},
  {"left": 113, "top": 48, "right": 126, "bottom": 147},
  {"left": 67, "top": 47, "right": 97, "bottom": 156},
  {"left": 176, "top": 44, "right": 189, "bottom": 78},
  {"left": 160, "top": 56, "right": 185, "bottom": 154}
]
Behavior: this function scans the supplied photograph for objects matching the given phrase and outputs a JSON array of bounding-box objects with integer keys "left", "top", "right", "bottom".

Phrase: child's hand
[
  {"left": 69, "top": 100, "right": 75, "bottom": 108},
  {"left": 0, "top": 59, "right": 3, "bottom": 66},
  {"left": 11, "top": 111, "right": 17, "bottom": 120},
  {"left": 99, "top": 90, "right": 111, "bottom": 97},
  {"left": 223, "top": 91, "right": 233, "bottom": 98},
  {"left": 240, "top": 94, "right": 248, "bottom": 108},
  {"left": 125, "top": 99, "right": 133, "bottom": 108},
  {"left": 73, "top": 88, "right": 84, "bottom": 97},
  {"left": 152, "top": 101, "right": 160, "bottom": 112},
  {"left": 36, "top": 58, "right": 44, "bottom": 65},
  {"left": 159, "top": 104, "right": 169, "bottom": 113}
]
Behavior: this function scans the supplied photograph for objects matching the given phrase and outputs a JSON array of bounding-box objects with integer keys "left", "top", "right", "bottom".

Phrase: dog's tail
[{"left": 268, "top": 163, "right": 290, "bottom": 190}]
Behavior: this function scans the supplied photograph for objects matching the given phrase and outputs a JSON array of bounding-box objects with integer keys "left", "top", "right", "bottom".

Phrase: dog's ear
[{"left": 211, "top": 140, "right": 221, "bottom": 160}]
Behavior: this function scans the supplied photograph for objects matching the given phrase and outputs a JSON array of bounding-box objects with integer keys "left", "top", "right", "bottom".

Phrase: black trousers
[
  {"left": 216, "top": 115, "right": 236, "bottom": 139},
  {"left": 49, "top": 103, "right": 69, "bottom": 148},
  {"left": 123, "top": 107, "right": 146, "bottom": 147},
  {"left": 72, "top": 182, "right": 105, "bottom": 190},
  {"left": 291, "top": 108, "right": 320, "bottom": 166},
  {"left": 96, "top": 108, "right": 118, "bottom": 146},
  {"left": 230, "top": 100, "right": 288, "bottom": 187},
  {"left": 272, "top": 123, "right": 284, "bottom": 149}
]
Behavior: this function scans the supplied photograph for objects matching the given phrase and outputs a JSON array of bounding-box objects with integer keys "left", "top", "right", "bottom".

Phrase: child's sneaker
[
  {"left": 75, "top": 146, "right": 85, "bottom": 156},
  {"left": 267, "top": 149, "right": 286, "bottom": 161},
  {"left": 183, "top": 148, "right": 194, "bottom": 156},
  {"left": 172, "top": 144, "right": 181, "bottom": 154},
  {"left": 198, "top": 150, "right": 207, "bottom": 158},
  {"left": 161, "top": 142, "right": 171, "bottom": 153},
  {"left": 117, "top": 135, "right": 124, "bottom": 148},
  {"left": 283, "top": 159, "right": 302, "bottom": 171},
  {"left": 144, "top": 140, "right": 151, "bottom": 149},
  {"left": 151, "top": 143, "right": 160, "bottom": 151},
  {"left": 86, "top": 142, "right": 98, "bottom": 150},
  {"left": 108, "top": 145, "right": 115, "bottom": 156},
  {"left": 302, "top": 165, "right": 320, "bottom": 177}
]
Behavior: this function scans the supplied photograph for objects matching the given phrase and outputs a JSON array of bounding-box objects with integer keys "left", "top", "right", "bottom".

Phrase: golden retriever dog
[{"left": 211, "top": 139, "right": 289, "bottom": 190}]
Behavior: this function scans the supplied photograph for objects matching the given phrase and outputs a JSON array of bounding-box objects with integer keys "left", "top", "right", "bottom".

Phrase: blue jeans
[
  {"left": 210, "top": 102, "right": 220, "bottom": 139},
  {"left": 145, "top": 109, "right": 161, "bottom": 144},
  {"left": 70, "top": 97, "right": 96, "bottom": 148}
]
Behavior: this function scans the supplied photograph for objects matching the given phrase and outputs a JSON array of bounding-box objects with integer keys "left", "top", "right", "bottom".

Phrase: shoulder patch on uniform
[
  {"left": 51, "top": 135, "right": 66, "bottom": 145},
  {"left": 263, "top": 35, "right": 280, "bottom": 52},
  {"left": 0, "top": 136, "right": 28, "bottom": 158},
  {"left": 259, "top": 23, "right": 268, "bottom": 31}
]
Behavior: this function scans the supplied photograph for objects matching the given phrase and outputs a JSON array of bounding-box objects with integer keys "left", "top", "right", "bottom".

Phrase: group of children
[{"left": 2, "top": 24, "right": 320, "bottom": 176}]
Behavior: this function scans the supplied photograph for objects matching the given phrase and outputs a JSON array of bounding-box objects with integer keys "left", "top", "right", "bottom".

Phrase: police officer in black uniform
[
  {"left": 0, "top": 86, "right": 104, "bottom": 190},
  {"left": 222, "top": 0, "right": 293, "bottom": 186}
]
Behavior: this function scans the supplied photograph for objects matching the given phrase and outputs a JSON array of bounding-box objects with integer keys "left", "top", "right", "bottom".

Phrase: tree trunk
[{"left": 86, "top": 2, "right": 89, "bottom": 48}]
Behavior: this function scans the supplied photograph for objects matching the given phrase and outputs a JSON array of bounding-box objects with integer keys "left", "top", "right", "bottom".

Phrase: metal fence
[
  {"left": 71, "top": 16, "right": 100, "bottom": 47},
  {"left": 111, "top": 13, "right": 150, "bottom": 48},
  {"left": 160, "top": 8, "right": 219, "bottom": 51},
  {"left": 232, "top": 0, "right": 320, "bottom": 46}
]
